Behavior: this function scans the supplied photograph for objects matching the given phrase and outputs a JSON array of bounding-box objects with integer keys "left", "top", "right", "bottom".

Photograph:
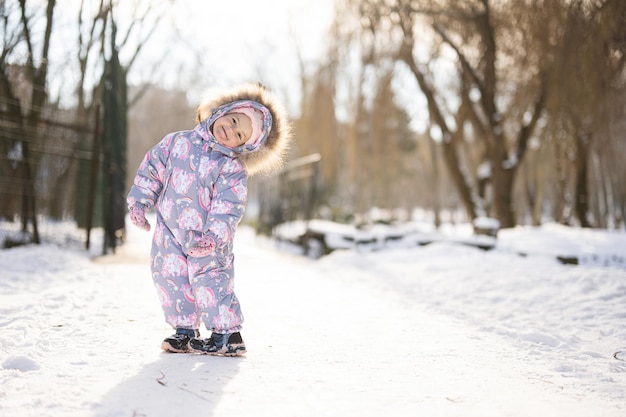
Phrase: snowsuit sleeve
[
  {"left": 200, "top": 158, "right": 248, "bottom": 254},
  {"left": 126, "top": 134, "right": 174, "bottom": 210}
]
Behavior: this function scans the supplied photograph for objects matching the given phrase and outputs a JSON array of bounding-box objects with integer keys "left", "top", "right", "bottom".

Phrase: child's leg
[
  {"left": 187, "top": 253, "right": 243, "bottom": 334},
  {"left": 150, "top": 220, "right": 200, "bottom": 330}
]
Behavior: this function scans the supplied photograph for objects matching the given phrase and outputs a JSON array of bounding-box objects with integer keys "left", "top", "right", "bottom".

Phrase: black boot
[
  {"left": 189, "top": 332, "right": 247, "bottom": 356},
  {"left": 161, "top": 328, "right": 200, "bottom": 353}
]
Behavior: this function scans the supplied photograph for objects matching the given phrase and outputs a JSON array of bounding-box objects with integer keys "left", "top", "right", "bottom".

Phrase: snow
[
  {"left": 1, "top": 356, "right": 40, "bottom": 372},
  {"left": 473, "top": 216, "right": 500, "bottom": 231},
  {"left": 1, "top": 218, "right": 625, "bottom": 416}
]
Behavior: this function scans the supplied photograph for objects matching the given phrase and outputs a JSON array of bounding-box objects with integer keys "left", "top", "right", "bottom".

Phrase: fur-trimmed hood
[{"left": 195, "top": 82, "right": 292, "bottom": 176}]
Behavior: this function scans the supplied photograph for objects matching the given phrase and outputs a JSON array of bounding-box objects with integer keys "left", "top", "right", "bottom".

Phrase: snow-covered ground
[{"left": 1, "top": 219, "right": 625, "bottom": 416}]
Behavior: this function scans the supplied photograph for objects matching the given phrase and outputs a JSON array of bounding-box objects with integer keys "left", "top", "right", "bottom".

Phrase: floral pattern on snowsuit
[{"left": 127, "top": 100, "right": 272, "bottom": 334}]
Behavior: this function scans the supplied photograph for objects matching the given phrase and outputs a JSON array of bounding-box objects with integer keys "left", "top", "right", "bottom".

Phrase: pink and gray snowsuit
[{"left": 127, "top": 99, "right": 273, "bottom": 335}]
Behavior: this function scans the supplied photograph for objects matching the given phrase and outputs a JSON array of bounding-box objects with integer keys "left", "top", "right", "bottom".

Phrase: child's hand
[
  {"left": 188, "top": 235, "right": 216, "bottom": 257},
  {"left": 129, "top": 205, "right": 151, "bottom": 231}
]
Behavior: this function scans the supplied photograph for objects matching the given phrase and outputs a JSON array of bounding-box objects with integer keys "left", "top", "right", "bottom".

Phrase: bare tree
[
  {"left": 356, "top": 0, "right": 555, "bottom": 228},
  {"left": 0, "top": 0, "right": 174, "bottom": 249},
  {"left": 543, "top": 0, "right": 626, "bottom": 227},
  {"left": 0, "top": 0, "right": 56, "bottom": 242}
]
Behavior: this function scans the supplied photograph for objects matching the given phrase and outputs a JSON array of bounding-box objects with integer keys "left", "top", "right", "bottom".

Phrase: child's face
[{"left": 211, "top": 112, "right": 252, "bottom": 148}]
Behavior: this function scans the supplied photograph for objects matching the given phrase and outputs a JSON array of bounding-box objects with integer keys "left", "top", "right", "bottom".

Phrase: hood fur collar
[{"left": 196, "top": 82, "right": 293, "bottom": 176}]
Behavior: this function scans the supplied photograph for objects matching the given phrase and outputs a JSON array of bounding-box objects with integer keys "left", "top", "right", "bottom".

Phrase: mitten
[
  {"left": 129, "top": 205, "right": 151, "bottom": 231},
  {"left": 188, "top": 235, "right": 216, "bottom": 257}
]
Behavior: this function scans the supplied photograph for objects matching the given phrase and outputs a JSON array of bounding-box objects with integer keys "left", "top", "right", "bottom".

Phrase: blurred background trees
[
  {"left": 0, "top": 0, "right": 624, "bottom": 250},
  {"left": 1, "top": 0, "right": 169, "bottom": 251},
  {"left": 309, "top": 0, "right": 625, "bottom": 229}
]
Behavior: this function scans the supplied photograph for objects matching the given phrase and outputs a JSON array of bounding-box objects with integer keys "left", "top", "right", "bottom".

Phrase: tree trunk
[
  {"left": 429, "top": 134, "right": 442, "bottom": 228},
  {"left": 574, "top": 131, "right": 592, "bottom": 227},
  {"left": 400, "top": 50, "right": 478, "bottom": 222},
  {"left": 491, "top": 159, "right": 516, "bottom": 228}
]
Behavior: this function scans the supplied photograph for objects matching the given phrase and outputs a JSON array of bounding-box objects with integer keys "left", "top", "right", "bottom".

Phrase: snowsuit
[{"left": 127, "top": 83, "right": 291, "bottom": 334}]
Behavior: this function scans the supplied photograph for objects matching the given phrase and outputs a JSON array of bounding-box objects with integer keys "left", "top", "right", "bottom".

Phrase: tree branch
[
  {"left": 18, "top": 0, "right": 34, "bottom": 74},
  {"left": 515, "top": 81, "right": 546, "bottom": 164},
  {"left": 433, "top": 23, "right": 485, "bottom": 95}
]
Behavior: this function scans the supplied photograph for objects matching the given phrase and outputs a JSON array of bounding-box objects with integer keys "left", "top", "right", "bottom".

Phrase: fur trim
[{"left": 196, "top": 82, "right": 293, "bottom": 176}]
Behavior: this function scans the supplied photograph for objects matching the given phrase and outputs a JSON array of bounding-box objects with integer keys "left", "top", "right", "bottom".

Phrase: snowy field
[{"left": 1, "top": 219, "right": 625, "bottom": 416}]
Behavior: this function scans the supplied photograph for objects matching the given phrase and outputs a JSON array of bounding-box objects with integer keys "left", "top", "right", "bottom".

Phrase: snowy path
[{"left": 1, "top": 224, "right": 624, "bottom": 416}]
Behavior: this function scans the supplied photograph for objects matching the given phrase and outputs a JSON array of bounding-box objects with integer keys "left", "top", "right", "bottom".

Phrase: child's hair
[{"left": 196, "top": 82, "right": 292, "bottom": 176}]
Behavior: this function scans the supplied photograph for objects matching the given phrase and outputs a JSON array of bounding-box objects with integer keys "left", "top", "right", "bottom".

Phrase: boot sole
[
  {"left": 188, "top": 344, "right": 247, "bottom": 357},
  {"left": 161, "top": 341, "right": 189, "bottom": 353}
]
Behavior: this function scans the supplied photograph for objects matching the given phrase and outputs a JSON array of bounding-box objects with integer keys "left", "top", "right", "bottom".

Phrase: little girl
[{"left": 126, "top": 83, "right": 291, "bottom": 356}]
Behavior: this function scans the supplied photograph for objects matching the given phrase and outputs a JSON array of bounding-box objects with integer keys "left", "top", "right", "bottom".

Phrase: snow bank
[{"left": 0, "top": 222, "right": 624, "bottom": 416}]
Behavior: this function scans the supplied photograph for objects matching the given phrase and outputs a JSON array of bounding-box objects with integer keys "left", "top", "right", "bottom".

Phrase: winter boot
[
  {"left": 189, "top": 332, "right": 247, "bottom": 356},
  {"left": 161, "top": 328, "right": 200, "bottom": 353}
]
